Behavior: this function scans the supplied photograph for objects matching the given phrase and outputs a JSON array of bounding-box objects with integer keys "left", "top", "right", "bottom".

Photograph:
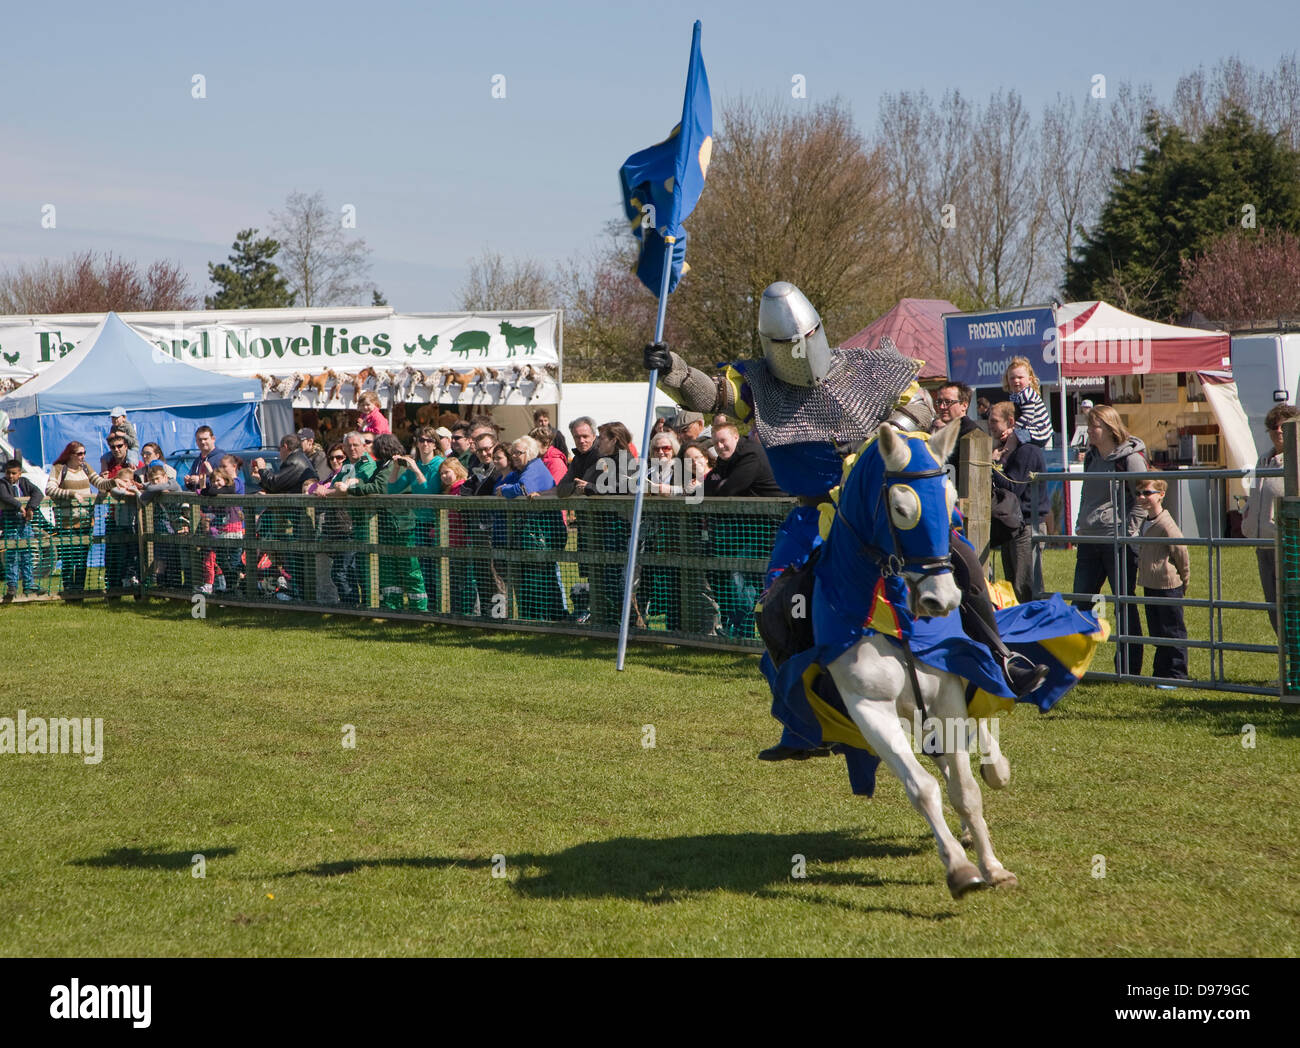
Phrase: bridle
[
  {"left": 874, "top": 465, "right": 953, "bottom": 580},
  {"left": 833, "top": 449, "right": 954, "bottom": 744},
  {"left": 835, "top": 461, "right": 953, "bottom": 583}
]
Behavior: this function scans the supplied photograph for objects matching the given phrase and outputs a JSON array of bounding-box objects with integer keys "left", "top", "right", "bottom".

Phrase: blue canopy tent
[{"left": 0, "top": 313, "right": 263, "bottom": 469}]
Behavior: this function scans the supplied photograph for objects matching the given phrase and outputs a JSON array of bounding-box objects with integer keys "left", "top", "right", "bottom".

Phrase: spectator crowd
[{"left": 1, "top": 373, "right": 1291, "bottom": 687}]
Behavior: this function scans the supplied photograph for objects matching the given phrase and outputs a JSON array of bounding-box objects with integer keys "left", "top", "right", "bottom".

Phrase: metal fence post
[{"left": 1280, "top": 421, "right": 1300, "bottom": 698}]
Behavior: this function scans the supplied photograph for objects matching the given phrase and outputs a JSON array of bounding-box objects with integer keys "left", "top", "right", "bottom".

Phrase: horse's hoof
[
  {"left": 980, "top": 758, "right": 1011, "bottom": 790},
  {"left": 946, "top": 864, "right": 987, "bottom": 899},
  {"left": 960, "top": 829, "right": 974, "bottom": 849},
  {"left": 989, "top": 869, "right": 1019, "bottom": 889}
]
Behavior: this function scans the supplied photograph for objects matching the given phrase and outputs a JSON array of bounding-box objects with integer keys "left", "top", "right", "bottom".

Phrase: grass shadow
[
  {"left": 276, "top": 830, "right": 945, "bottom": 916},
  {"left": 70, "top": 845, "right": 237, "bottom": 870},
  {"left": 117, "top": 601, "right": 758, "bottom": 677},
  {"left": 1063, "top": 691, "right": 1299, "bottom": 739}
]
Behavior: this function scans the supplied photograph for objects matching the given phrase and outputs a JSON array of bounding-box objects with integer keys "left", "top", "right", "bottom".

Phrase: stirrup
[{"left": 1003, "top": 653, "right": 1048, "bottom": 697}]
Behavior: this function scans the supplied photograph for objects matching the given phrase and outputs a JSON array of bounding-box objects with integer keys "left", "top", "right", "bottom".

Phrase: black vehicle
[{"left": 167, "top": 447, "right": 283, "bottom": 494}]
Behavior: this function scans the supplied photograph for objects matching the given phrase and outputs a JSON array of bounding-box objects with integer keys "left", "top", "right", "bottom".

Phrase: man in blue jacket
[{"left": 1, "top": 457, "right": 45, "bottom": 597}]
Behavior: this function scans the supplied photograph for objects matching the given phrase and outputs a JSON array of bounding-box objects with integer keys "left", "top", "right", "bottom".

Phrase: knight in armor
[{"left": 644, "top": 281, "right": 1047, "bottom": 761}]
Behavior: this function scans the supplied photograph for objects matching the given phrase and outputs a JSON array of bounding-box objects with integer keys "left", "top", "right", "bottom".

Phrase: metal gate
[{"left": 1029, "top": 467, "right": 1284, "bottom": 697}]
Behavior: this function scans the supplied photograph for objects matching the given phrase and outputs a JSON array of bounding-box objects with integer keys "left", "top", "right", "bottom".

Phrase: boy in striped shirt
[{"left": 1003, "top": 356, "right": 1051, "bottom": 448}]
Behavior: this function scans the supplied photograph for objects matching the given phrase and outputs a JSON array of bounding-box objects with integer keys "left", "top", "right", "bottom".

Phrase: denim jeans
[{"left": 3, "top": 519, "right": 36, "bottom": 591}]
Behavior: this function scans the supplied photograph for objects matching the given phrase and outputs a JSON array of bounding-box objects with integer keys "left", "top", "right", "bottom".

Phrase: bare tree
[
  {"left": 0, "top": 252, "right": 198, "bottom": 314},
  {"left": 269, "top": 190, "right": 371, "bottom": 306},
  {"left": 1170, "top": 53, "right": 1300, "bottom": 150},
  {"left": 556, "top": 226, "right": 684, "bottom": 381},
  {"left": 457, "top": 251, "right": 558, "bottom": 311},
  {"left": 1040, "top": 93, "right": 1108, "bottom": 294},
  {"left": 877, "top": 89, "right": 974, "bottom": 303},
  {"left": 669, "top": 96, "right": 910, "bottom": 357},
  {"left": 945, "top": 89, "right": 1049, "bottom": 308},
  {"left": 1260, "top": 53, "right": 1300, "bottom": 151},
  {"left": 1102, "top": 79, "right": 1160, "bottom": 174}
]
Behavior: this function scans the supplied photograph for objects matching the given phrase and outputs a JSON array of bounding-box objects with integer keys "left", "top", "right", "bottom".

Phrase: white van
[{"left": 1231, "top": 333, "right": 1300, "bottom": 456}]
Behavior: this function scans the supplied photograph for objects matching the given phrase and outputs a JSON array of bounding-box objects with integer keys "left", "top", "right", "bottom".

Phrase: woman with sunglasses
[
  {"left": 1074, "top": 404, "right": 1149, "bottom": 675},
  {"left": 135, "top": 443, "right": 176, "bottom": 484},
  {"left": 314, "top": 443, "right": 359, "bottom": 605},
  {"left": 45, "top": 442, "right": 111, "bottom": 598}
]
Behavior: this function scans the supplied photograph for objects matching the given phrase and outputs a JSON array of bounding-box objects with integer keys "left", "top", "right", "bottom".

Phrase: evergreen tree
[
  {"left": 206, "top": 229, "right": 293, "bottom": 309},
  {"left": 1065, "top": 108, "right": 1300, "bottom": 319}
]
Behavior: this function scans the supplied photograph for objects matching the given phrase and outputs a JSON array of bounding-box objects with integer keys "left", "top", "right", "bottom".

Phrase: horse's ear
[
  {"left": 877, "top": 422, "right": 911, "bottom": 472},
  {"left": 929, "top": 417, "right": 962, "bottom": 465}
]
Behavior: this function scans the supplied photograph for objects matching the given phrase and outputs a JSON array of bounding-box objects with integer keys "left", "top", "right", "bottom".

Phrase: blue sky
[{"left": 2, "top": 0, "right": 1296, "bottom": 311}]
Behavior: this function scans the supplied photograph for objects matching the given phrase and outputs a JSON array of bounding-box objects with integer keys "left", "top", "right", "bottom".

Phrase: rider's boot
[{"left": 1002, "top": 653, "right": 1049, "bottom": 697}]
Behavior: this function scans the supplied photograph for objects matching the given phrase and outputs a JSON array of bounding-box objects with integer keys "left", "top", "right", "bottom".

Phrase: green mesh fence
[
  {"left": 1278, "top": 498, "right": 1300, "bottom": 695},
  {"left": 133, "top": 493, "right": 791, "bottom": 650},
  {"left": 2, "top": 496, "right": 144, "bottom": 600}
]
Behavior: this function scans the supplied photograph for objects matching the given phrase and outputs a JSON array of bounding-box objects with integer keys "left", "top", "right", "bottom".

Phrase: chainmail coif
[{"left": 742, "top": 344, "right": 922, "bottom": 449}]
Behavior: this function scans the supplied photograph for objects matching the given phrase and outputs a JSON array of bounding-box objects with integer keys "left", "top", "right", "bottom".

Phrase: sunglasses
[
  {"left": 329, "top": 454, "right": 345, "bottom": 461},
  {"left": 1138, "top": 490, "right": 1160, "bottom": 496},
  {"left": 417, "top": 437, "right": 436, "bottom": 443},
  {"left": 109, "top": 443, "right": 126, "bottom": 449}
]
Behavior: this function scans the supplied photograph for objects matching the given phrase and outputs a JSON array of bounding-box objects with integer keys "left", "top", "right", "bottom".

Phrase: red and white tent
[
  {"left": 840, "top": 298, "right": 957, "bottom": 378},
  {"left": 1056, "top": 300, "right": 1231, "bottom": 377},
  {"left": 1056, "top": 301, "right": 1251, "bottom": 497}
]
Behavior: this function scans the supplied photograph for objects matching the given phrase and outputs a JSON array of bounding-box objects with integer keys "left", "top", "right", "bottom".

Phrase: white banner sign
[{"left": 0, "top": 307, "right": 561, "bottom": 378}]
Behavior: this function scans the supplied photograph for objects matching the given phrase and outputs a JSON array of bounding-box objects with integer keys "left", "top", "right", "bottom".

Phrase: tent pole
[{"left": 1059, "top": 380, "right": 1071, "bottom": 537}]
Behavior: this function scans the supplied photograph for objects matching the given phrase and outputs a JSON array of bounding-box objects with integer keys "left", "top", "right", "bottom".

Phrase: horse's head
[{"left": 875, "top": 420, "right": 963, "bottom": 618}]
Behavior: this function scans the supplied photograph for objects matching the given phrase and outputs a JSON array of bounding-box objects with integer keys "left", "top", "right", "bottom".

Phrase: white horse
[{"left": 822, "top": 422, "right": 1018, "bottom": 899}]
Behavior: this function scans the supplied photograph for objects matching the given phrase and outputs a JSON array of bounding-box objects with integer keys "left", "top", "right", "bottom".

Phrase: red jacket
[
  {"left": 359, "top": 408, "right": 390, "bottom": 435},
  {"left": 541, "top": 445, "right": 568, "bottom": 483}
]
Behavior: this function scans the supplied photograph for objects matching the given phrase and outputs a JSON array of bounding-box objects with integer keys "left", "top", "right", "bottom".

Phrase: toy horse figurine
[{"left": 770, "top": 421, "right": 1108, "bottom": 898}]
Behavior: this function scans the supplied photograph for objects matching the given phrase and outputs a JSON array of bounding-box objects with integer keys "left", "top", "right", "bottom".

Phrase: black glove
[{"left": 643, "top": 341, "right": 672, "bottom": 372}]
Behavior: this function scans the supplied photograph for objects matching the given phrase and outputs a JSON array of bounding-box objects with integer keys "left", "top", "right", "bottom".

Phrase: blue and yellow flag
[{"left": 618, "top": 21, "right": 713, "bottom": 297}]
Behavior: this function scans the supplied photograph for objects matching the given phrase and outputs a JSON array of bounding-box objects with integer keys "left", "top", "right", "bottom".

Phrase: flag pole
[{"left": 616, "top": 237, "right": 676, "bottom": 671}]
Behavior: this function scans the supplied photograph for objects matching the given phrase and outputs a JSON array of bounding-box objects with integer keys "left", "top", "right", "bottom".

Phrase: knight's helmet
[{"left": 757, "top": 281, "right": 832, "bottom": 387}]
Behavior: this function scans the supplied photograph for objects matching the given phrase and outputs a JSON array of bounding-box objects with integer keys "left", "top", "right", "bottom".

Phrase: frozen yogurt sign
[{"left": 944, "top": 306, "right": 1060, "bottom": 387}]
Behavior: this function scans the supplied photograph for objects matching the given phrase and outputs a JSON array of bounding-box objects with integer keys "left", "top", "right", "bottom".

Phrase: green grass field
[{"left": 1, "top": 549, "right": 1296, "bottom": 957}]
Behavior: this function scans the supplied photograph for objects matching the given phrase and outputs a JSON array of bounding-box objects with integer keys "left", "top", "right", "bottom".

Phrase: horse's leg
[
  {"left": 929, "top": 756, "right": 975, "bottom": 848},
  {"left": 946, "top": 720, "right": 1011, "bottom": 847},
  {"left": 929, "top": 679, "right": 1018, "bottom": 888},
  {"left": 830, "top": 642, "right": 985, "bottom": 899},
  {"left": 977, "top": 718, "right": 1011, "bottom": 790}
]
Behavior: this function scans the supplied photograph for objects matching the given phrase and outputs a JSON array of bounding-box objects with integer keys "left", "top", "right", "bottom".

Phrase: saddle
[{"left": 756, "top": 545, "right": 822, "bottom": 669}]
